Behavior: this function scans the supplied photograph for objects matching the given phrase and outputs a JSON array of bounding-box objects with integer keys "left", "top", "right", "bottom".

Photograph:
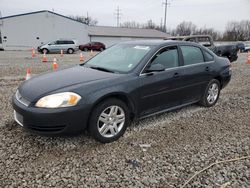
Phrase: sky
[{"left": 0, "top": 0, "right": 249, "bottom": 32}]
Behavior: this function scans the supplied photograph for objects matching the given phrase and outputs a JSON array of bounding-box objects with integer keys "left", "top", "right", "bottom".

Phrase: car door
[
  {"left": 49, "top": 40, "right": 61, "bottom": 53},
  {"left": 178, "top": 45, "right": 214, "bottom": 104},
  {"left": 92, "top": 42, "right": 98, "bottom": 50},
  {"left": 137, "top": 45, "right": 183, "bottom": 117},
  {"left": 56, "top": 40, "right": 66, "bottom": 52}
]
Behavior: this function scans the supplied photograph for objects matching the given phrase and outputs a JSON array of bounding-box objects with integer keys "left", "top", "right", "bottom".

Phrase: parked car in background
[
  {"left": 236, "top": 42, "right": 245, "bottom": 53},
  {"left": 167, "top": 35, "right": 238, "bottom": 62},
  {"left": 13, "top": 40, "right": 231, "bottom": 143},
  {"left": 79, "top": 42, "right": 106, "bottom": 52},
  {"left": 243, "top": 41, "right": 250, "bottom": 52},
  {"left": 37, "top": 39, "right": 78, "bottom": 54}
]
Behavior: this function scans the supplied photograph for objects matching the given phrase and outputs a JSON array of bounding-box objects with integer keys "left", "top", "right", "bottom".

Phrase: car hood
[{"left": 18, "top": 66, "right": 117, "bottom": 102}]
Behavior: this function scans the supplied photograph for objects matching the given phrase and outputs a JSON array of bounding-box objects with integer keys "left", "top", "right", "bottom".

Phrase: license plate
[{"left": 14, "top": 110, "right": 23, "bottom": 126}]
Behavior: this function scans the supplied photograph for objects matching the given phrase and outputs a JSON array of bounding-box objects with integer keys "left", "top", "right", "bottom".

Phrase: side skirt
[{"left": 138, "top": 100, "right": 200, "bottom": 120}]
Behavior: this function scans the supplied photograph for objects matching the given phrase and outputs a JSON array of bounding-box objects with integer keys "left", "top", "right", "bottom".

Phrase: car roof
[{"left": 119, "top": 39, "right": 201, "bottom": 47}]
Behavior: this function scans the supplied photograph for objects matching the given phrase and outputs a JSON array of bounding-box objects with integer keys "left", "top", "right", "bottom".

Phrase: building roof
[
  {"left": 88, "top": 26, "right": 170, "bottom": 38},
  {"left": 0, "top": 10, "right": 87, "bottom": 26}
]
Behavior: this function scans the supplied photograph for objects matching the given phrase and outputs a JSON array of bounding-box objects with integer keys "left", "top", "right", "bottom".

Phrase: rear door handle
[
  {"left": 173, "top": 72, "right": 180, "bottom": 78},
  {"left": 205, "top": 67, "right": 210, "bottom": 71}
]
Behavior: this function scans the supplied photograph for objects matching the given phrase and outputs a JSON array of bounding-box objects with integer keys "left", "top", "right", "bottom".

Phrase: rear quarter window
[
  {"left": 203, "top": 50, "right": 214, "bottom": 62},
  {"left": 180, "top": 46, "right": 204, "bottom": 65}
]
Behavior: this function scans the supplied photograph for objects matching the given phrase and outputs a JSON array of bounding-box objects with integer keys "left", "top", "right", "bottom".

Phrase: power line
[{"left": 114, "top": 6, "right": 122, "bottom": 27}]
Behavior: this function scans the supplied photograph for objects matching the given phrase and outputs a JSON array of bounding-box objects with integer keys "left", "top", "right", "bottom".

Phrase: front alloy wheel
[
  {"left": 88, "top": 98, "right": 130, "bottom": 143},
  {"left": 98, "top": 106, "right": 125, "bottom": 138}
]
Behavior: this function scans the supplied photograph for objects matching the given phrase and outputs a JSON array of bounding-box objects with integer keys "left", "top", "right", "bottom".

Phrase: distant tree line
[
  {"left": 120, "top": 20, "right": 250, "bottom": 41},
  {"left": 171, "top": 20, "right": 250, "bottom": 41},
  {"left": 68, "top": 15, "right": 250, "bottom": 41}
]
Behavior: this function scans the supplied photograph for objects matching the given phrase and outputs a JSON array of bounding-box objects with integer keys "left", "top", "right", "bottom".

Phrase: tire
[
  {"left": 42, "top": 48, "right": 49, "bottom": 54},
  {"left": 88, "top": 98, "right": 130, "bottom": 143},
  {"left": 199, "top": 79, "right": 221, "bottom": 107},
  {"left": 67, "top": 48, "right": 74, "bottom": 54},
  {"left": 83, "top": 48, "right": 88, "bottom": 52}
]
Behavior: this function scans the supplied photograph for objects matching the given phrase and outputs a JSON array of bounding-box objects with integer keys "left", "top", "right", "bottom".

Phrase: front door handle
[
  {"left": 173, "top": 72, "right": 180, "bottom": 78},
  {"left": 205, "top": 67, "right": 210, "bottom": 71}
]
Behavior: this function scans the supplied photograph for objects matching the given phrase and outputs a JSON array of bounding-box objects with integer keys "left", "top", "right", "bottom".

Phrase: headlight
[{"left": 35, "top": 92, "right": 81, "bottom": 108}]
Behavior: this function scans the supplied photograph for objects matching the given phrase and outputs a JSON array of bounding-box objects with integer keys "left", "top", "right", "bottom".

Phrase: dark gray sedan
[{"left": 13, "top": 40, "right": 231, "bottom": 143}]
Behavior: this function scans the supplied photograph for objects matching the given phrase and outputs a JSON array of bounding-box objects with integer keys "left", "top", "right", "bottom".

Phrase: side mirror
[{"left": 146, "top": 64, "right": 165, "bottom": 73}]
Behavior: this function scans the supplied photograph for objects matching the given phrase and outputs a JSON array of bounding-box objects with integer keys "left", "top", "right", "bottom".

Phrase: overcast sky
[{"left": 0, "top": 0, "right": 249, "bottom": 32}]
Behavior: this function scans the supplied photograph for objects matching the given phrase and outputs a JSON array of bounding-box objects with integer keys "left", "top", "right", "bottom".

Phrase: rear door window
[{"left": 180, "top": 46, "right": 204, "bottom": 65}]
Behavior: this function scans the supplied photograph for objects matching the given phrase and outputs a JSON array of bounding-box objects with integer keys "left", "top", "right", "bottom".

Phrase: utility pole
[
  {"left": 163, "top": 0, "right": 170, "bottom": 33},
  {"left": 160, "top": 18, "right": 163, "bottom": 31},
  {"left": 85, "top": 12, "right": 89, "bottom": 25},
  {"left": 114, "top": 6, "right": 121, "bottom": 27}
]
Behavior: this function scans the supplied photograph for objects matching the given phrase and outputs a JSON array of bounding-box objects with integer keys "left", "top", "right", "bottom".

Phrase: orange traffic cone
[
  {"left": 90, "top": 49, "right": 94, "bottom": 56},
  {"left": 52, "top": 58, "right": 58, "bottom": 71},
  {"left": 26, "top": 68, "right": 31, "bottom": 80},
  {"left": 80, "top": 53, "right": 84, "bottom": 61},
  {"left": 42, "top": 52, "right": 48, "bottom": 62},
  {"left": 247, "top": 52, "right": 250, "bottom": 64},
  {"left": 60, "top": 49, "right": 63, "bottom": 57},
  {"left": 32, "top": 48, "right": 36, "bottom": 58}
]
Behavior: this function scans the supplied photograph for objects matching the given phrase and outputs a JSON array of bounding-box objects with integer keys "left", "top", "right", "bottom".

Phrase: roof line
[
  {"left": 88, "top": 34, "right": 166, "bottom": 38},
  {"left": 89, "top": 25, "right": 165, "bottom": 31},
  {"left": 0, "top": 10, "right": 88, "bottom": 26}
]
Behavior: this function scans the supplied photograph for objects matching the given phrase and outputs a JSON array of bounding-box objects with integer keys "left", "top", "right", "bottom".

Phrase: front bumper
[{"left": 12, "top": 96, "right": 91, "bottom": 136}]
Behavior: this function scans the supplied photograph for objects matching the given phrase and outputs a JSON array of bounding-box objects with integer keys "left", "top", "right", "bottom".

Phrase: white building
[{"left": 0, "top": 10, "right": 170, "bottom": 50}]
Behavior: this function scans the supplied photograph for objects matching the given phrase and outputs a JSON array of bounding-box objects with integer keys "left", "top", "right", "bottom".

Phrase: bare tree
[
  {"left": 223, "top": 20, "right": 250, "bottom": 41},
  {"left": 121, "top": 20, "right": 164, "bottom": 32},
  {"left": 194, "top": 27, "right": 222, "bottom": 41},
  {"left": 68, "top": 15, "right": 98, "bottom": 26},
  {"left": 172, "top": 21, "right": 197, "bottom": 36},
  {"left": 120, "top": 21, "right": 140, "bottom": 28}
]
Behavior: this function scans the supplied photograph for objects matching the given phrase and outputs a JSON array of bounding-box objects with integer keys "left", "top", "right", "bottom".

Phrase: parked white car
[{"left": 37, "top": 39, "right": 79, "bottom": 54}]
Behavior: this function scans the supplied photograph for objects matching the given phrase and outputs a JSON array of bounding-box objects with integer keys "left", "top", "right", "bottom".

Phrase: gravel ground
[{"left": 0, "top": 51, "right": 249, "bottom": 187}]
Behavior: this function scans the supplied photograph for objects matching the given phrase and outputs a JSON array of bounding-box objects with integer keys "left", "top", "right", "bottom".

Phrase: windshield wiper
[{"left": 90, "top": 66, "right": 114, "bottom": 73}]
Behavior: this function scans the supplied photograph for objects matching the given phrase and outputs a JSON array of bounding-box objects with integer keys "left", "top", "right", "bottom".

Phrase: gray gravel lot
[{"left": 0, "top": 51, "right": 249, "bottom": 187}]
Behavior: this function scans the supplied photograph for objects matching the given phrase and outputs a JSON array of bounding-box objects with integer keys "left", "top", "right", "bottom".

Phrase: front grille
[
  {"left": 26, "top": 125, "right": 66, "bottom": 132},
  {"left": 16, "top": 90, "right": 30, "bottom": 107}
]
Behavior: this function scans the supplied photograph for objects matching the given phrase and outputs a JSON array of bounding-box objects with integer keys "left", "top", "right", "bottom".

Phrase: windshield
[{"left": 83, "top": 44, "right": 153, "bottom": 73}]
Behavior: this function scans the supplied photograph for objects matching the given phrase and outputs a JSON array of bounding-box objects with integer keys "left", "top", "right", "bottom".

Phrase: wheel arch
[
  {"left": 67, "top": 48, "right": 74, "bottom": 54},
  {"left": 41, "top": 48, "right": 49, "bottom": 53},
  {"left": 214, "top": 76, "right": 222, "bottom": 88},
  {"left": 89, "top": 92, "right": 136, "bottom": 122}
]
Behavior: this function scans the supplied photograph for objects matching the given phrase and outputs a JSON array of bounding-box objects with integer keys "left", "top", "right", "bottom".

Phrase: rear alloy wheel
[
  {"left": 100, "top": 48, "right": 104, "bottom": 51},
  {"left": 88, "top": 98, "right": 130, "bottom": 143},
  {"left": 83, "top": 48, "right": 88, "bottom": 52},
  {"left": 199, "top": 79, "right": 220, "bottom": 107},
  {"left": 67, "top": 48, "right": 74, "bottom": 54}
]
